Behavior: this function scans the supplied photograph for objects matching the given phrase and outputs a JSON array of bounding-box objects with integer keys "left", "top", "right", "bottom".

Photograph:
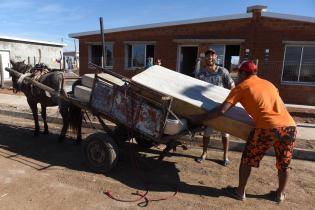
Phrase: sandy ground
[{"left": 0, "top": 114, "right": 314, "bottom": 210}]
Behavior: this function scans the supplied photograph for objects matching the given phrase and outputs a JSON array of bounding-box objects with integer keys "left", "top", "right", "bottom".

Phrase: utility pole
[
  {"left": 100, "top": 17, "right": 106, "bottom": 68},
  {"left": 74, "top": 39, "right": 77, "bottom": 54},
  {"left": 61, "top": 38, "right": 64, "bottom": 70}
]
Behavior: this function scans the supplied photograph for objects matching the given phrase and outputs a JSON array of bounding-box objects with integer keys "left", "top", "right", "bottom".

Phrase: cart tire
[
  {"left": 84, "top": 132, "right": 118, "bottom": 173},
  {"left": 134, "top": 135, "right": 153, "bottom": 149}
]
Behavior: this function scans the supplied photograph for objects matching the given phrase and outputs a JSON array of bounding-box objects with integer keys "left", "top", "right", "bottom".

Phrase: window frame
[
  {"left": 87, "top": 42, "right": 114, "bottom": 69},
  {"left": 281, "top": 45, "right": 315, "bottom": 86},
  {"left": 124, "top": 41, "right": 155, "bottom": 70}
]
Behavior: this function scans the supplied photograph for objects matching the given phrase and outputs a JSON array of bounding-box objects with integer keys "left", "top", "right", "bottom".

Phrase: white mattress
[{"left": 131, "top": 65, "right": 254, "bottom": 126}]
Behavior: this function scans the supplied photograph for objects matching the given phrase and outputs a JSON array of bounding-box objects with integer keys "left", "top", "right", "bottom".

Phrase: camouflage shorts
[{"left": 241, "top": 126, "right": 297, "bottom": 171}]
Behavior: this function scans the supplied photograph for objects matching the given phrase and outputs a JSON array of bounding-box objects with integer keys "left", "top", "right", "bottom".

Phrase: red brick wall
[
  {"left": 255, "top": 17, "right": 315, "bottom": 105},
  {"left": 78, "top": 18, "right": 252, "bottom": 76},
  {"left": 77, "top": 15, "right": 315, "bottom": 105}
]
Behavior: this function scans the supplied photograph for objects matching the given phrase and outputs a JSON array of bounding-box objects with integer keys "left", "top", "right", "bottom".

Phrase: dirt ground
[{"left": 0, "top": 114, "right": 314, "bottom": 210}]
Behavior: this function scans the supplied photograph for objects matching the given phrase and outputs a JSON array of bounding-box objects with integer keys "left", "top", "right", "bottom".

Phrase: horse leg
[
  {"left": 75, "top": 109, "right": 82, "bottom": 144},
  {"left": 58, "top": 103, "right": 69, "bottom": 142},
  {"left": 40, "top": 104, "right": 49, "bottom": 134},
  {"left": 27, "top": 99, "right": 40, "bottom": 136}
]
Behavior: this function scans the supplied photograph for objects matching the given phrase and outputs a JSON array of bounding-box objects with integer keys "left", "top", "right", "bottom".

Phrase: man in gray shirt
[{"left": 195, "top": 49, "right": 235, "bottom": 166}]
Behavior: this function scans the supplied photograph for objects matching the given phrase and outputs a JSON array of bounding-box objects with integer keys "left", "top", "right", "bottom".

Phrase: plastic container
[{"left": 164, "top": 117, "right": 187, "bottom": 135}]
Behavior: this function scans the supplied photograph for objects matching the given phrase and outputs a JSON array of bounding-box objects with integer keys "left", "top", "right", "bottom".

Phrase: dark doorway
[
  {"left": 224, "top": 45, "right": 240, "bottom": 72},
  {"left": 146, "top": 45, "right": 155, "bottom": 59},
  {"left": 179, "top": 46, "right": 198, "bottom": 77}
]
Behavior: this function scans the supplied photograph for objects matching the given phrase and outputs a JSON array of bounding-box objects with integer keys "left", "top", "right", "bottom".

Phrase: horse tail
[
  {"left": 68, "top": 103, "right": 82, "bottom": 136},
  {"left": 66, "top": 78, "right": 83, "bottom": 141}
]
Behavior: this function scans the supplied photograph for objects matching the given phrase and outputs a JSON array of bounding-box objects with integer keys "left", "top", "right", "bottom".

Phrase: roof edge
[
  {"left": 69, "top": 13, "right": 252, "bottom": 38},
  {"left": 262, "top": 12, "right": 315, "bottom": 23},
  {"left": 0, "top": 35, "right": 66, "bottom": 47}
]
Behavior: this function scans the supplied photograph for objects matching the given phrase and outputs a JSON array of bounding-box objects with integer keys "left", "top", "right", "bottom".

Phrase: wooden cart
[{"left": 67, "top": 63, "right": 203, "bottom": 173}]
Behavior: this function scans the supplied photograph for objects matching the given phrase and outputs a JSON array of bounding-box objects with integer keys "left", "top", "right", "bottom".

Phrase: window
[
  {"left": 126, "top": 43, "right": 154, "bottom": 69},
  {"left": 208, "top": 44, "right": 240, "bottom": 71},
  {"left": 89, "top": 43, "right": 113, "bottom": 68},
  {"left": 282, "top": 46, "right": 315, "bottom": 83}
]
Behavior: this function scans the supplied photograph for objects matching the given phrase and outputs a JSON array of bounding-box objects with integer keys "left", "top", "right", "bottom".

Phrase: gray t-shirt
[{"left": 196, "top": 66, "right": 234, "bottom": 89}]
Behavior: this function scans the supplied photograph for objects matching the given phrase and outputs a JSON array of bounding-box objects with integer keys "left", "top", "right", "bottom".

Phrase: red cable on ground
[
  {"left": 104, "top": 85, "right": 179, "bottom": 206},
  {"left": 104, "top": 189, "right": 149, "bottom": 202},
  {"left": 104, "top": 186, "right": 179, "bottom": 207}
]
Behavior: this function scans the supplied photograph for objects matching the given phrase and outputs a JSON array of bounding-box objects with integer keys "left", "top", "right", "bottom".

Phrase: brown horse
[{"left": 9, "top": 60, "right": 82, "bottom": 143}]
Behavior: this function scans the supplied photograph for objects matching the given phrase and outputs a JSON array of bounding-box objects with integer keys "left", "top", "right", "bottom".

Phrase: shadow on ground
[{"left": 0, "top": 122, "right": 276, "bottom": 205}]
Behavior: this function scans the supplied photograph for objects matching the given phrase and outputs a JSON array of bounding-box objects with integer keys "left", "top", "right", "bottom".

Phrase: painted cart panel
[{"left": 90, "top": 79, "right": 164, "bottom": 139}]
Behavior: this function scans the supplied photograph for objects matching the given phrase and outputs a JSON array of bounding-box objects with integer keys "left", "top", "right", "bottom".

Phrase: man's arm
[
  {"left": 190, "top": 102, "right": 234, "bottom": 123},
  {"left": 222, "top": 68, "right": 235, "bottom": 89}
]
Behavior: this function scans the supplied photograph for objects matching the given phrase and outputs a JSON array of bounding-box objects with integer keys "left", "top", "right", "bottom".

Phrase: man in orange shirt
[{"left": 195, "top": 60, "right": 296, "bottom": 203}]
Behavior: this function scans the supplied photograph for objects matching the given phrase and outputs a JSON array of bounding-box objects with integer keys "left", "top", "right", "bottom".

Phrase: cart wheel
[
  {"left": 134, "top": 135, "right": 153, "bottom": 149},
  {"left": 84, "top": 132, "right": 118, "bottom": 173}
]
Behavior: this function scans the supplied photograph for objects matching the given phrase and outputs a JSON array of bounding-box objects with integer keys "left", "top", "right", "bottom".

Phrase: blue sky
[{"left": 1, "top": 0, "right": 314, "bottom": 51}]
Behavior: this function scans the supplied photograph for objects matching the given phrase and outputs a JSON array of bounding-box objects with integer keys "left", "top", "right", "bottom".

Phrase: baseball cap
[
  {"left": 205, "top": 48, "right": 216, "bottom": 56},
  {"left": 237, "top": 60, "right": 257, "bottom": 74}
]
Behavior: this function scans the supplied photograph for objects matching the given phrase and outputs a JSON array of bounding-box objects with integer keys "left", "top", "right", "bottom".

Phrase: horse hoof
[
  {"left": 75, "top": 140, "right": 81, "bottom": 145},
  {"left": 34, "top": 133, "right": 39, "bottom": 137}
]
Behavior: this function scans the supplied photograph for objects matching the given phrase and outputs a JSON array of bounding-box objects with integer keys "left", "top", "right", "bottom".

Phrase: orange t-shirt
[{"left": 225, "top": 75, "right": 295, "bottom": 128}]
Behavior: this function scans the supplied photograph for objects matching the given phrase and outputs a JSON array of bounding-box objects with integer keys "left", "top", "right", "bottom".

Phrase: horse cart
[
  {"left": 6, "top": 63, "right": 201, "bottom": 173},
  {"left": 70, "top": 63, "right": 202, "bottom": 173},
  {"left": 6, "top": 60, "right": 254, "bottom": 173}
]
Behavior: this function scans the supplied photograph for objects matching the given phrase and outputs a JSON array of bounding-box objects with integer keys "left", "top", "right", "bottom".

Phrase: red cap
[{"left": 238, "top": 60, "right": 257, "bottom": 74}]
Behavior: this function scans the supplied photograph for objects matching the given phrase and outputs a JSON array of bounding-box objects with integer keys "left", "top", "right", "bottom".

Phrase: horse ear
[
  {"left": 22, "top": 60, "right": 25, "bottom": 64},
  {"left": 10, "top": 59, "right": 15, "bottom": 65}
]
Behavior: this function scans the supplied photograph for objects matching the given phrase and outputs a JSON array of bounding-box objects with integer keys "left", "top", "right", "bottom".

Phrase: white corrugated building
[{"left": 0, "top": 36, "right": 65, "bottom": 86}]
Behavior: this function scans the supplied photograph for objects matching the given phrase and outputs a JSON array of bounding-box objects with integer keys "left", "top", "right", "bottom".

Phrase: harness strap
[{"left": 17, "top": 72, "right": 32, "bottom": 87}]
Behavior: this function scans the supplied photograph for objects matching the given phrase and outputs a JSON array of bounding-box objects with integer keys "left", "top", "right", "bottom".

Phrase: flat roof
[
  {"left": 0, "top": 35, "right": 66, "bottom": 47},
  {"left": 69, "top": 13, "right": 252, "bottom": 38},
  {"left": 262, "top": 12, "right": 315, "bottom": 23},
  {"left": 69, "top": 11, "right": 315, "bottom": 39}
]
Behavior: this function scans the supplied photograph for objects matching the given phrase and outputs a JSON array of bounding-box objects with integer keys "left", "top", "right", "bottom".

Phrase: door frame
[
  {"left": 0, "top": 50, "right": 10, "bottom": 81},
  {"left": 176, "top": 44, "right": 199, "bottom": 73}
]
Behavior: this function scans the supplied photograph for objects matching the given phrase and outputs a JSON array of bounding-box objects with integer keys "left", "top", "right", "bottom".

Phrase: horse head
[
  {"left": 10, "top": 60, "right": 32, "bottom": 73},
  {"left": 10, "top": 59, "right": 33, "bottom": 92}
]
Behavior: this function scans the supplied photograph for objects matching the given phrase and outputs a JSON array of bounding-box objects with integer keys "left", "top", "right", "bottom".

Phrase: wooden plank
[
  {"left": 82, "top": 73, "right": 125, "bottom": 88},
  {"left": 131, "top": 65, "right": 254, "bottom": 140}
]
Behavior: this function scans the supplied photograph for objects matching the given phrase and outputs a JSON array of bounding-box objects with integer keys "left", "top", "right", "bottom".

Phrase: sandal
[
  {"left": 275, "top": 190, "right": 286, "bottom": 204},
  {"left": 223, "top": 159, "right": 230, "bottom": 166},
  {"left": 225, "top": 186, "right": 246, "bottom": 201}
]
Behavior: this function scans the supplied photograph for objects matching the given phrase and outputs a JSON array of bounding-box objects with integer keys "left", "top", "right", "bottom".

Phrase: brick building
[{"left": 69, "top": 5, "right": 315, "bottom": 105}]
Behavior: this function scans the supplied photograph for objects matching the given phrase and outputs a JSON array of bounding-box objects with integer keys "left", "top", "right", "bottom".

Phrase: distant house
[
  {"left": 63, "top": 51, "right": 79, "bottom": 71},
  {"left": 69, "top": 5, "right": 315, "bottom": 105},
  {"left": 0, "top": 36, "right": 65, "bottom": 86}
]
